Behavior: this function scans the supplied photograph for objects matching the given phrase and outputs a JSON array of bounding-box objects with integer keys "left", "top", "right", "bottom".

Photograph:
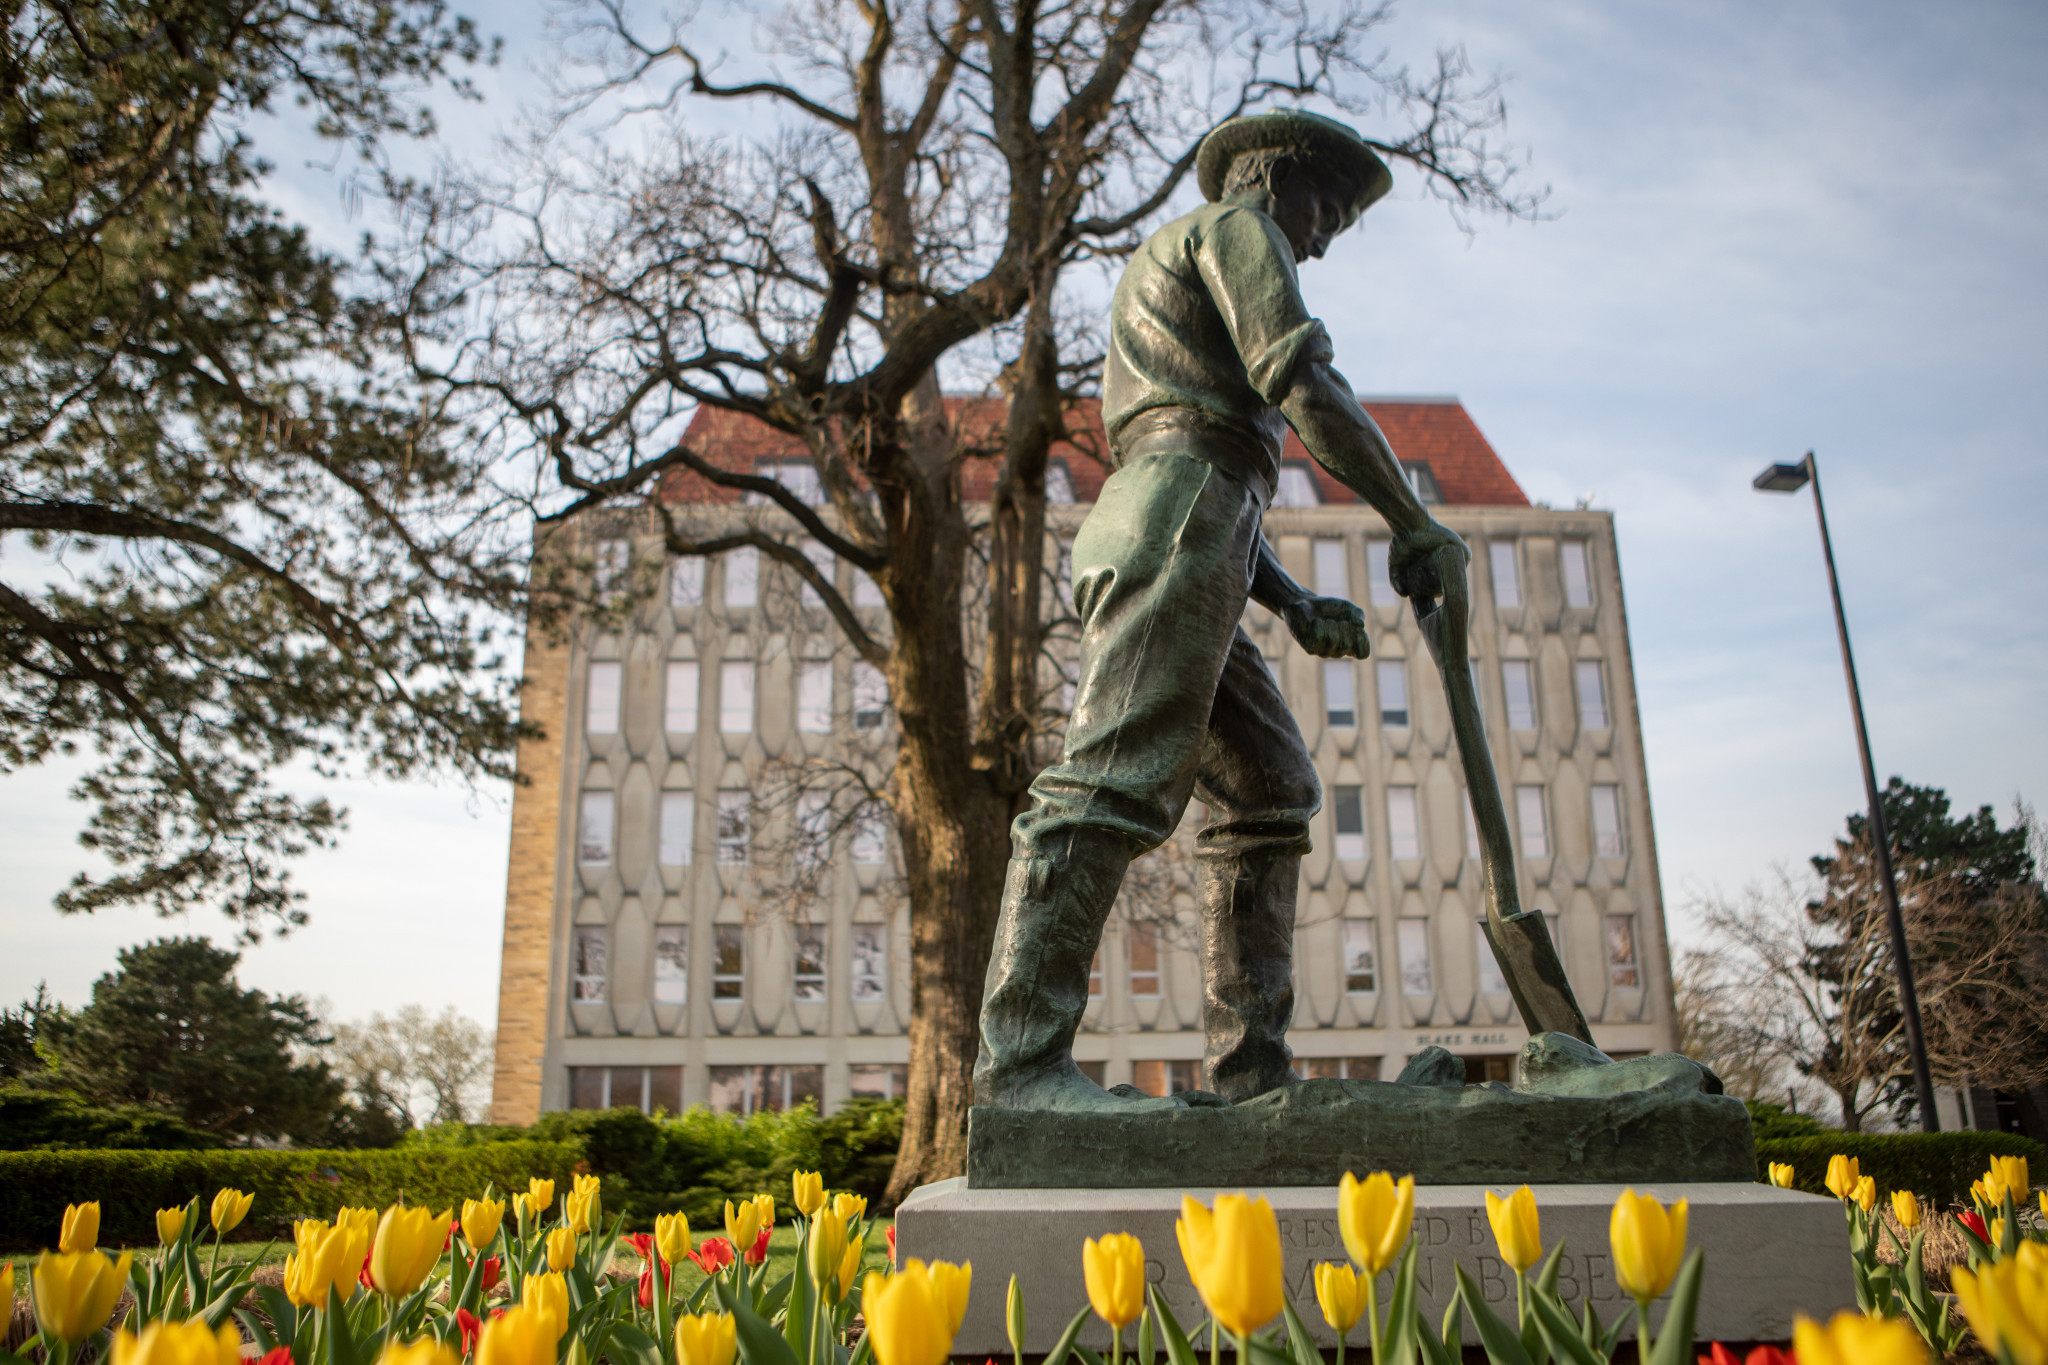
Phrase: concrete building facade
[{"left": 489, "top": 398, "right": 1678, "bottom": 1123}]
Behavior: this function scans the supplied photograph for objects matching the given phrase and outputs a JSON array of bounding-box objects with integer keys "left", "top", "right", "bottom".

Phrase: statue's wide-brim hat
[{"left": 1196, "top": 109, "right": 1393, "bottom": 212}]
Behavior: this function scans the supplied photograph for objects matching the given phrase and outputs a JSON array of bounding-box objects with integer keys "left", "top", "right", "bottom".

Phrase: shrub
[
  {"left": 0, "top": 1140, "right": 580, "bottom": 1251},
  {"left": 0, "top": 1085, "right": 222, "bottom": 1151},
  {"left": 1744, "top": 1099, "right": 1829, "bottom": 1141},
  {"left": 1757, "top": 1130, "right": 2046, "bottom": 1208}
]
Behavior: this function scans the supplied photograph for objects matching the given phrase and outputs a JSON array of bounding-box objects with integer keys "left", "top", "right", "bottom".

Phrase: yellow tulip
[
  {"left": 512, "top": 1193, "right": 534, "bottom": 1223},
  {"left": 1891, "top": 1190, "right": 1921, "bottom": 1229},
  {"left": 674, "top": 1312, "right": 738, "bottom": 1365},
  {"left": 862, "top": 1263, "right": 960, "bottom": 1365},
  {"left": 1767, "top": 1163, "right": 1795, "bottom": 1189},
  {"left": 655, "top": 1212, "right": 692, "bottom": 1265},
  {"left": 462, "top": 1197, "right": 506, "bottom": 1250},
  {"left": 723, "top": 1199, "right": 761, "bottom": 1252},
  {"left": 1609, "top": 1189, "right": 1688, "bottom": 1307},
  {"left": 283, "top": 1220, "right": 359, "bottom": 1309},
  {"left": 809, "top": 1206, "right": 849, "bottom": 1293},
  {"left": 1823, "top": 1155, "right": 1859, "bottom": 1202},
  {"left": 1313, "top": 1262, "right": 1364, "bottom": 1336},
  {"left": 0, "top": 1266, "right": 12, "bottom": 1319},
  {"left": 478, "top": 1304, "right": 559, "bottom": 1365},
  {"left": 1852, "top": 1175, "right": 1877, "bottom": 1214},
  {"left": 32, "top": 1250, "right": 133, "bottom": 1343},
  {"left": 1177, "top": 1193, "right": 1283, "bottom": 1337},
  {"left": 573, "top": 1172, "right": 601, "bottom": 1201},
  {"left": 108, "top": 1317, "right": 242, "bottom": 1365},
  {"left": 1791, "top": 1310, "right": 1930, "bottom": 1365},
  {"left": 836, "top": 1235, "right": 865, "bottom": 1300},
  {"left": 1082, "top": 1233, "right": 1145, "bottom": 1331},
  {"left": 1993, "top": 1217, "right": 2009, "bottom": 1247},
  {"left": 527, "top": 1178, "right": 556, "bottom": 1213},
  {"left": 1980, "top": 1156, "right": 2031, "bottom": 1209},
  {"left": 59, "top": 1202, "right": 99, "bottom": 1254},
  {"left": 1336, "top": 1171, "right": 1414, "bottom": 1277},
  {"left": 833, "top": 1192, "right": 868, "bottom": 1223},
  {"left": 156, "top": 1207, "right": 188, "bottom": 1246},
  {"left": 370, "top": 1205, "right": 448, "bottom": 1296},
  {"left": 545, "top": 1227, "right": 577, "bottom": 1273},
  {"left": 1953, "top": 1242, "right": 2047, "bottom": 1365},
  {"left": 374, "top": 1340, "right": 462, "bottom": 1365},
  {"left": 753, "top": 1193, "right": 775, "bottom": 1232},
  {"left": 210, "top": 1188, "right": 254, "bottom": 1235},
  {"left": 523, "top": 1271, "right": 570, "bottom": 1341},
  {"left": 792, "top": 1170, "right": 825, "bottom": 1217},
  {"left": 337, "top": 1206, "right": 379, "bottom": 1235},
  {"left": 564, "top": 1188, "right": 596, "bottom": 1234},
  {"left": 922, "top": 1259, "right": 972, "bottom": 1336},
  {"left": 1485, "top": 1186, "right": 1542, "bottom": 1274}
]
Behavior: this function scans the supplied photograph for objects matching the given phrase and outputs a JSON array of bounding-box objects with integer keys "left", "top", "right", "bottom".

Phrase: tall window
[
  {"left": 712, "top": 925, "right": 745, "bottom": 998},
  {"left": 720, "top": 661, "right": 755, "bottom": 733},
  {"left": 793, "top": 923, "right": 826, "bottom": 1001},
  {"left": 594, "top": 539, "right": 629, "bottom": 601},
  {"left": 1128, "top": 922, "right": 1160, "bottom": 997},
  {"left": 724, "top": 547, "right": 760, "bottom": 607},
  {"left": 1274, "top": 465, "right": 1320, "bottom": 506},
  {"left": 715, "top": 790, "right": 749, "bottom": 864},
  {"left": 851, "top": 663, "right": 889, "bottom": 730},
  {"left": 573, "top": 927, "right": 608, "bottom": 1001},
  {"left": 1342, "top": 918, "right": 1377, "bottom": 994},
  {"left": 1475, "top": 920, "right": 1508, "bottom": 995},
  {"left": 1560, "top": 541, "right": 1593, "bottom": 608},
  {"left": 670, "top": 557, "right": 705, "bottom": 607},
  {"left": 799, "top": 540, "right": 834, "bottom": 608},
  {"left": 1046, "top": 462, "right": 1075, "bottom": 505},
  {"left": 1502, "top": 661, "right": 1536, "bottom": 730},
  {"left": 1576, "top": 661, "right": 1609, "bottom": 729},
  {"left": 1397, "top": 919, "right": 1433, "bottom": 996},
  {"left": 850, "top": 925, "right": 888, "bottom": 1002},
  {"left": 1515, "top": 785, "right": 1549, "bottom": 858},
  {"left": 665, "top": 661, "right": 699, "bottom": 734},
  {"left": 579, "top": 792, "right": 614, "bottom": 865},
  {"left": 1377, "top": 660, "right": 1408, "bottom": 727},
  {"left": 708, "top": 1064, "right": 822, "bottom": 1115},
  {"left": 1386, "top": 786, "right": 1421, "bottom": 859},
  {"left": 586, "top": 662, "right": 622, "bottom": 735},
  {"left": 1133, "top": 1060, "right": 1202, "bottom": 1096},
  {"left": 1300, "top": 1057, "right": 1380, "bottom": 1081},
  {"left": 795, "top": 792, "right": 832, "bottom": 867},
  {"left": 1606, "top": 914, "right": 1640, "bottom": 989},
  {"left": 1591, "top": 785, "right": 1625, "bottom": 857},
  {"left": 1323, "top": 661, "right": 1356, "bottom": 727},
  {"left": 749, "top": 461, "right": 824, "bottom": 506},
  {"left": 658, "top": 791, "right": 694, "bottom": 866},
  {"left": 569, "top": 1065, "right": 681, "bottom": 1114},
  {"left": 851, "top": 805, "right": 888, "bottom": 864},
  {"left": 797, "top": 662, "right": 832, "bottom": 733},
  {"left": 1489, "top": 541, "right": 1521, "bottom": 608},
  {"left": 1366, "top": 540, "right": 1400, "bottom": 605},
  {"left": 1313, "top": 539, "right": 1348, "bottom": 598},
  {"left": 1332, "top": 785, "right": 1367, "bottom": 861},
  {"left": 849, "top": 1063, "right": 908, "bottom": 1100},
  {"left": 653, "top": 926, "right": 688, "bottom": 1005}
]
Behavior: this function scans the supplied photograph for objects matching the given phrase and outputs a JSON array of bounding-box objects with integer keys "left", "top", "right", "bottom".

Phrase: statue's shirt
[{"left": 1103, "top": 201, "right": 1334, "bottom": 485}]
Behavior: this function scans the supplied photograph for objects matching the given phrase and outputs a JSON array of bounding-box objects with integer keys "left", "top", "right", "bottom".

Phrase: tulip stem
[
  {"left": 1333, "top": 1329, "right": 1344, "bottom": 1365},
  {"left": 1514, "top": 1269, "right": 1528, "bottom": 1331},
  {"left": 1111, "top": 1323, "right": 1122, "bottom": 1365},
  {"left": 1634, "top": 1301, "right": 1653, "bottom": 1363},
  {"left": 1363, "top": 1273, "right": 1382, "bottom": 1365},
  {"left": 1236, "top": 1327, "right": 1250, "bottom": 1365},
  {"left": 1209, "top": 1318, "right": 1218, "bottom": 1365}
]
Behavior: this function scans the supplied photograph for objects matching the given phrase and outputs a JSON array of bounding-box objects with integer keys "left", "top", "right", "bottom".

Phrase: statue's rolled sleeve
[{"left": 1192, "top": 208, "right": 1335, "bottom": 404}]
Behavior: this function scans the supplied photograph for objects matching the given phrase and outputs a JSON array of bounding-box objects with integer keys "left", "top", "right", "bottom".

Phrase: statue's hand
[
  {"left": 1284, "top": 595, "right": 1371, "bottom": 659},
  {"left": 1388, "top": 520, "right": 1470, "bottom": 604}
]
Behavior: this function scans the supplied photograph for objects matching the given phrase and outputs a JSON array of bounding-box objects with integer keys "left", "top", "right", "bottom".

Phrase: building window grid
[
  {"left": 586, "top": 662, "right": 622, "bottom": 735},
  {"left": 1377, "top": 660, "right": 1409, "bottom": 727},
  {"left": 707, "top": 1064, "right": 822, "bottom": 1116},
  {"left": 1342, "top": 918, "right": 1377, "bottom": 994},
  {"left": 578, "top": 791, "right": 614, "bottom": 866},
  {"left": 798, "top": 540, "right": 835, "bottom": 608},
  {"left": 658, "top": 791, "right": 694, "bottom": 867},
  {"left": 1489, "top": 540, "right": 1521, "bottom": 608},
  {"left": 1502, "top": 660, "right": 1537, "bottom": 731},
  {"left": 1560, "top": 540, "right": 1593, "bottom": 608},
  {"left": 1576, "top": 660, "right": 1609, "bottom": 729},
  {"left": 1516, "top": 785, "right": 1550, "bottom": 859},
  {"left": 793, "top": 923, "right": 827, "bottom": 1001},
  {"left": 1300, "top": 1057, "right": 1381, "bottom": 1081},
  {"left": 850, "top": 925, "right": 888, "bottom": 1002},
  {"left": 653, "top": 926, "right": 687, "bottom": 1005},
  {"left": 712, "top": 924, "right": 745, "bottom": 999},
  {"left": 1132, "top": 1059, "right": 1202, "bottom": 1096},
  {"left": 665, "top": 661, "right": 700, "bottom": 734},
  {"left": 1591, "top": 784, "right": 1625, "bottom": 858},
  {"left": 797, "top": 662, "right": 832, "bottom": 733},
  {"left": 1366, "top": 541, "right": 1399, "bottom": 605},
  {"left": 724, "top": 548, "right": 760, "bottom": 607},
  {"left": 1476, "top": 920, "right": 1509, "bottom": 996},
  {"left": 1128, "top": 922, "right": 1160, "bottom": 998},
  {"left": 1332, "top": 785, "right": 1367, "bottom": 862},
  {"left": 1312, "top": 539, "right": 1348, "bottom": 598},
  {"left": 720, "top": 661, "right": 755, "bottom": 734},
  {"left": 1386, "top": 786, "right": 1421, "bottom": 860},
  {"left": 1397, "top": 918, "right": 1433, "bottom": 996},
  {"left": 851, "top": 663, "right": 889, "bottom": 730},
  {"left": 715, "top": 790, "right": 750, "bottom": 864},
  {"left": 1606, "top": 914, "right": 1640, "bottom": 989},
  {"left": 572, "top": 927, "right": 608, "bottom": 1002},
  {"left": 594, "top": 540, "right": 629, "bottom": 602},
  {"left": 1323, "top": 660, "right": 1356, "bottom": 728},
  {"left": 670, "top": 557, "right": 705, "bottom": 607},
  {"left": 568, "top": 1065, "right": 682, "bottom": 1114}
]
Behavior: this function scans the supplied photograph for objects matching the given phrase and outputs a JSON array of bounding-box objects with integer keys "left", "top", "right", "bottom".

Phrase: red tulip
[
  {"left": 623, "top": 1233, "right": 655, "bottom": 1261},
  {"left": 885, "top": 1224, "right": 897, "bottom": 1266},
  {"left": 1699, "top": 1347, "right": 1796, "bottom": 1365},
  {"left": 457, "top": 1308, "right": 483, "bottom": 1356},
  {"left": 445, "top": 1219, "right": 461, "bottom": 1252},
  {"left": 635, "top": 1256, "right": 672, "bottom": 1308},
  {"left": 745, "top": 1228, "right": 771, "bottom": 1266},
  {"left": 259, "top": 1348, "right": 293, "bottom": 1365},
  {"left": 687, "top": 1237, "right": 735, "bottom": 1274},
  {"left": 1958, "top": 1208, "right": 1990, "bottom": 1242},
  {"left": 479, "top": 1256, "right": 502, "bottom": 1294}
]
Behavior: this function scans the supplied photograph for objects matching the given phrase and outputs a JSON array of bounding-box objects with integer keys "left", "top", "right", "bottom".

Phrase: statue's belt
[{"left": 1112, "top": 414, "right": 1279, "bottom": 508}]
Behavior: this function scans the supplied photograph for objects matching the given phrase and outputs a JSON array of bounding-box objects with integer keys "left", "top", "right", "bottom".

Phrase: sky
[{"left": 3, "top": 0, "right": 2043, "bottom": 1028}]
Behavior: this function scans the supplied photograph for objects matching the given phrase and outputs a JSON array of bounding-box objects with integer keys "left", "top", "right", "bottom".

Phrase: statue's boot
[
  {"left": 1200, "top": 848, "right": 1302, "bottom": 1103},
  {"left": 975, "top": 827, "right": 1180, "bottom": 1112}
]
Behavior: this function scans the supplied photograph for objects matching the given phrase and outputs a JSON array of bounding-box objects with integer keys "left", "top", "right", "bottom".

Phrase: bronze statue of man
[{"left": 974, "top": 110, "right": 1468, "bottom": 1112}]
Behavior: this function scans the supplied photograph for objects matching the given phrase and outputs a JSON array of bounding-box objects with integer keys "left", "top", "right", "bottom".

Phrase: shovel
[{"left": 1406, "top": 543, "right": 1595, "bottom": 1045}]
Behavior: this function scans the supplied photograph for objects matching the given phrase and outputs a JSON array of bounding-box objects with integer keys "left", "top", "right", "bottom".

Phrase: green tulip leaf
[
  {"left": 1645, "top": 1250, "right": 1705, "bottom": 1365},
  {"left": 1146, "top": 1287, "right": 1198, "bottom": 1365},
  {"left": 1279, "top": 1299, "right": 1323, "bottom": 1365},
  {"left": 1071, "top": 1344, "right": 1108, "bottom": 1365},
  {"left": 712, "top": 1276, "right": 800, "bottom": 1365},
  {"left": 1523, "top": 1285, "right": 1600, "bottom": 1365},
  {"left": 1452, "top": 1265, "right": 1532, "bottom": 1365},
  {"left": 1045, "top": 1307, "right": 1092, "bottom": 1365},
  {"left": 607, "top": 1321, "right": 665, "bottom": 1365},
  {"left": 1137, "top": 1306, "right": 1154, "bottom": 1365}
]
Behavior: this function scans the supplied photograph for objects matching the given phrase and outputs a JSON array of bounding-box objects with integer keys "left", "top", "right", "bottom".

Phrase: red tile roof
[{"left": 669, "top": 396, "right": 1526, "bottom": 508}]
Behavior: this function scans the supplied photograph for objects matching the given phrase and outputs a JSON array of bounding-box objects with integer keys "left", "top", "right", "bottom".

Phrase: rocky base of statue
[{"left": 966, "top": 1033, "right": 1755, "bottom": 1189}]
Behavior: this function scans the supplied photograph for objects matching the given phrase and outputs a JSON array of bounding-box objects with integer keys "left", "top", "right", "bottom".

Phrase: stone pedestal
[{"left": 895, "top": 1179, "right": 1851, "bottom": 1354}]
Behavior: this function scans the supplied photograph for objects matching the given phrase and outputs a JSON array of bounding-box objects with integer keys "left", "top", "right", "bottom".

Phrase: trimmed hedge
[
  {"left": 0, "top": 1140, "right": 581, "bottom": 1251},
  {"left": 1756, "top": 1131, "right": 2046, "bottom": 1208}
]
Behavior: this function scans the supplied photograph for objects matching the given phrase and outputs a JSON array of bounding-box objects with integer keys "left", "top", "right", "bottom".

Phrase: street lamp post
[{"left": 1754, "top": 451, "right": 1940, "bottom": 1132}]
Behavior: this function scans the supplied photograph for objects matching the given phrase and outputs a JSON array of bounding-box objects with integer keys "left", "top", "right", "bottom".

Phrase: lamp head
[{"left": 1752, "top": 460, "right": 1811, "bottom": 494}]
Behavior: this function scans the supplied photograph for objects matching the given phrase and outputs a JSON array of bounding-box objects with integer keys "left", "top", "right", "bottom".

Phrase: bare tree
[
  {"left": 332, "top": 1005, "right": 496, "bottom": 1127},
  {"left": 1670, "top": 947, "right": 1784, "bottom": 1105},
  {"left": 389, "top": 0, "right": 1543, "bottom": 1200}
]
